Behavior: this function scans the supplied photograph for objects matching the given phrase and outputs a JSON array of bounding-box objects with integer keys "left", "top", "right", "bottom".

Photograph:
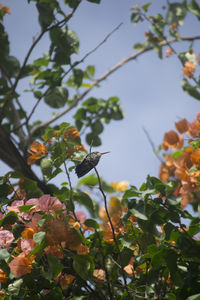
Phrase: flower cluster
[
  {"left": 159, "top": 113, "right": 200, "bottom": 207},
  {"left": 0, "top": 194, "right": 89, "bottom": 293}
]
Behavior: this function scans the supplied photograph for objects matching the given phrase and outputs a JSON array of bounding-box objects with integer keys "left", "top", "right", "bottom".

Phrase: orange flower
[
  {"left": 76, "top": 244, "right": 90, "bottom": 255},
  {"left": 182, "top": 61, "right": 195, "bottom": 78},
  {"left": 9, "top": 253, "right": 35, "bottom": 278},
  {"left": 191, "top": 148, "right": 200, "bottom": 165},
  {"left": 64, "top": 128, "right": 80, "bottom": 140},
  {"left": 0, "top": 269, "right": 8, "bottom": 283},
  {"left": 175, "top": 118, "right": 189, "bottom": 134},
  {"left": 22, "top": 228, "right": 35, "bottom": 240},
  {"left": 124, "top": 264, "right": 133, "bottom": 276},
  {"left": 162, "top": 130, "right": 184, "bottom": 150},
  {"left": 27, "top": 141, "right": 48, "bottom": 165},
  {"left": 59, "top": 274, "right": 75, "bottom": 290},
  {"left": 166, "top": 48, "right": 173, "bottom": 57},
  {"left": 75, "top": 144, "right": 87, "bottom": 152},
  {"left": 93, "top": 269, "right": 106, "bottom": 283}
]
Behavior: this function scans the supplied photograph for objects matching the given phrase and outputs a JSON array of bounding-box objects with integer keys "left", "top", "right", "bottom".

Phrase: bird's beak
[{"left": 100, "top": 151, "right": 110, "bottom": 156}]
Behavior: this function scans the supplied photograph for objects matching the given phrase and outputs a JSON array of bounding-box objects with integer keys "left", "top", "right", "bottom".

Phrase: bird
[{"left": 75, "top": 151, "right": 110, "bottom": 178}]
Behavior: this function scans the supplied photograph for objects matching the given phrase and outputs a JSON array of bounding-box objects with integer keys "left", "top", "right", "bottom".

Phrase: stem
[
  {"left": 94, "top": 167, "right": 131, "bottom": 298},
  {"left": 96, "top": 230, "right": 114, "bottom": 299}
]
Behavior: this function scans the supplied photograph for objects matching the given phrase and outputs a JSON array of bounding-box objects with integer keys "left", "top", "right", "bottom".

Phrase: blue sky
[{"left": 1, "top": 0, "right": 200, "bottom": 189}]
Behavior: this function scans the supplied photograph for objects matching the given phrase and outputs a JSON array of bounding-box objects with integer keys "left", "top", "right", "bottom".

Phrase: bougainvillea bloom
[
  {"left": 182, "top": 61, "right": 195, "bottom": 78},
  {"left": 175, "top": 118, "right": 189, "bottom": 134},
  {"left": 0, "top": 230, "right": 14, "bottom": 248},
  {"left": 162, "top": 130, "right": 183, "bottom": 150},
  {"left": 9, "top": 253, "right": 35, "bottom": 278},
  {"left": 93, "top": 269, "right": 106, "bottom": 283},
  {"left": 27, "top": 141, "right": 48, "bottom": 165},
  {"left": 59, "top": 274, "right": 75, "bottom": 290}
]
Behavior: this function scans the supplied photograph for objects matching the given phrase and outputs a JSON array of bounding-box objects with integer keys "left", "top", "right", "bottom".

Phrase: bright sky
[{"left": 1, "top": 0, "right": 200, "bottom": 190}]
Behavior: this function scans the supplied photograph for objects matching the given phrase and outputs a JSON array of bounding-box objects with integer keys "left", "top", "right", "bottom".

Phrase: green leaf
[
  {"left": 73, "top": 255, "right": 93, "bottom": 280},
  {"left": 91, "top": 120, "right": 104, "bottom": 134},
  {"left": 47, "top": 254, "right": 63, "bottom": 278},
  {"left": 12, "top": 223, "right": 25, "bottom": 239},
  {"left": 73, "top": 191, "right": 95, "bottom": 216},
  {"left": 44, "top": 87, "right": 68, "bottom": 108},
  {"left": 186, "top": 294, "right": 200, "bottom": 300},
  {"left": 182, "top": 79, "right": 200, "bottom": 100},
  {"left": 166, "top": 195, "right": 182, "bottom": 206},
  {"left": 86, "top": 132, "right": 101, "bottom": 146},
  {"left": 77, "top": 174, "right": 98, "bottom": 187},
  {"left": 33, "top": 231, "right": 46, "bottom": 244},
  {"left": 87, "top": 0, "right": 101, "bottom": 3},
  {"left": 19, "top": 204, "right": 36, "bottom": 213},
  {"left": 164, "top": 249, "right": 177, "bottom": 275},
  {"left": 130, "top": 208, "right": 148, "bottom": 220},
  {"left": 187, "top": 0, "right": 200, "bottom": 19},
  {"left": 142, "top": 2, "right": 152, "bottom": 12},
  {"left": 8, "top": 279, "right": 23, "bottom": 296},
  {"left": 0, "top": 182, "right": 10, "bottom": 197},
  {"left": 73, "top": 68, "right": 84, "bottom": 87},
  {"left": 167, "top": 3, "right": 187, "bottom": 25},
  {"left": 31, "top": 239, "right": 47, "bottom": 255},
  {"left": 0, "top": 249, "right": 10, "bottom": 259},
  {"left": 134, "top": 43, "right": 144, "bottom": 50},
  {"left": 0, "top": 211, "right": 18, "bottom": 227},
  {"left": 36, "top": 2, "right": 54, "bottom": 29},
  {"left": 41, "top": 158, "right": 53, "bottom": 181},
  {"left": 84, "top": 219, "right": 99, "bottom": 229},
  {"left": 1, "top": 56, "right": 20, "bottom": 78}
]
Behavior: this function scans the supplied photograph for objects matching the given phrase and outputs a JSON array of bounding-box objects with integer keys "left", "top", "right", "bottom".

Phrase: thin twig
[
  {"left": 63, "top": 161, "right": 77, "bottom": 220},
  {"left": 30, "top": 34, "right": 200, "bottom": 137},
  {"left": 142, "top": 126, "right": 164, "bottom": 163},
  {"left": 96, "top": 230, "right": 114, "bottom": 299},
  {"left": 94, "top": 167, "right": 131, "bottom": 298}
]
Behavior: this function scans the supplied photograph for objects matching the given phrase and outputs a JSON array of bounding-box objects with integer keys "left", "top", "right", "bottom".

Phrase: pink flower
[
  {"left": 37, "top": 195, "right": 66, "bottom": 213},
  {"left": 75, "top": 211, "right": 86, "bottom": 224},
  {"left": 0, "top": 230, "right": 14, "bottom": 248},
  {"left": 7, "top": 200, "right": 24, "bottom": 213},
  {"left": 21, "top": 239, "right": 36, "bottom": 255}
]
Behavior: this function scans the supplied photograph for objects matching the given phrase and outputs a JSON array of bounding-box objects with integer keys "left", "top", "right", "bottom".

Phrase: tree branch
[{"left": 30, "top": 35, "right": 200, "bottom": 137}]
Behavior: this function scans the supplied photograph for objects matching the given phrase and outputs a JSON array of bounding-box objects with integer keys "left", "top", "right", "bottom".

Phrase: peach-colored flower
[
  {"left": 9, "top": 253, "right": 35, "bottom": 278},
  {"left": 27, "top": 141, "right": 48, "bottom": 165},
  {"left": 93, "top": 269, "right": 106, "bottom": 283},
  {"left": 59, "top": 274, "right": 75, "bottom": 290},
  {"left": 124, "top": 264, "right": 133, "bottom": 276},
  {"left": 182, "top": 61, "right": 195, "bottom": 78},
  {"left": 0, "top": 230, "right": 14, "bottom": 248},
  {"left": 175, "top": 118, "right": 189, "bottom": 134},
  {"left": 76, "top": 244, "right": 89, "bottom": 255},
  {"left": 162, "top": 130, "right": 184, "bottom": 150},
  {"left": 166, "top": 48, "right": 173, "bottom": 57}
]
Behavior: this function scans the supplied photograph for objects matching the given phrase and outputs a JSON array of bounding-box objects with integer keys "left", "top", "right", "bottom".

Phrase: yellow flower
[{"left": 111, "top": 181, "right": 129, "bottom": 192}]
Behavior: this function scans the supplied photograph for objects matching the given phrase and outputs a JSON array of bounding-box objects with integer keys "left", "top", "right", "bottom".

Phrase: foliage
[{"left": 0, "top": 0, "right": 200, "bottom": 299}]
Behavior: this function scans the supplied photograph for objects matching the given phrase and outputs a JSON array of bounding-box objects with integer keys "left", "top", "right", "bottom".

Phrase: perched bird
[{"left": 75, "top": 151, "right": 110, "bottom": 178}]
